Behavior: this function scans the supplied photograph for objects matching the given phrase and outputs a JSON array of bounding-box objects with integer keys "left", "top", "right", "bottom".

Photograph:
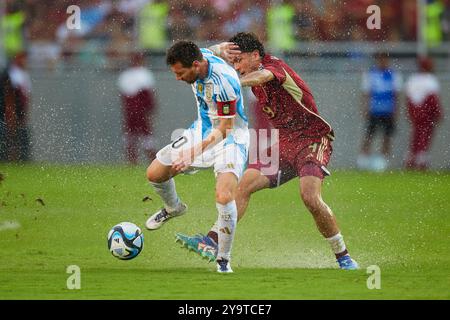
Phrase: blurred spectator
[
  {"left": 292, "top": 0, "right": 318, "bottom": 42},
  {"left": 27, "top": 2, "right": 66, "bottom": 69},
  {"left": 3, "top": 0, "right": 449, "bottom": 66},
  {"left": 402, "top": 0, "right": 419, "bottom": 41},
  {"left": 188, "top": 0, "right": 219, "bottom": 41},
  {"left": 116, "top": 0, "right": 149, "bottom": 16},
  {"left": 266, "top": 0, "right": 296, "bottom": 51},
  {"left": 105, "top": 10, "right": 134, "bottom": 69},
  {"left": 223, "top": 0, "right": 266, "bottom": 40},
  {"left": 168, "top": 5, "right": 194, "bottom": 41},
  {"left": 1, "top": 0, "right": 449, "bottom": 72},
  {"left": 404, "top": 57, "right": 443, "bottom": 170},
  {"left": 1, "top": 0, "right": 26, "bottom": 59},
  {"left": 377, "top": 0, "right": 402, "bottom": 41},
  {"left": 425, "top": 0, "right": 446, "bottom": 47},
  {"left": 316, "top": 0, "right": 346, "bottom": 41},
  {"left": 443, "top": 0, "right": 450, "bottom": 40},
  {"left": 138, "top": 0, "right": 168, "bottom": 50},
  {"left": 78, "top": 0, "right": 112, "bottom": 37},
  {"left": 357, "top": 52, "right": 403, "bottom": 171},
  {"left": 58, "top": 1, "right": 111, "bottom": 38},
  {"left": 117, "top": 52, "right": 157, "bottom": 164},
  {"left": 211, "top": 0, "right": 234, "bottom": 13},
  {"left": 0, "top": 52, "right": 32, "bottom": 162}
]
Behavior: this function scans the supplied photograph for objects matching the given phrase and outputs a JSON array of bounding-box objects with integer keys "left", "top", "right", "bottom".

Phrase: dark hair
[
  {"left": 229, "top": 32, "right": 265, "bottom": 58},
  {"left": 166, "top": 41, "right": 203, "bottom": 67}
]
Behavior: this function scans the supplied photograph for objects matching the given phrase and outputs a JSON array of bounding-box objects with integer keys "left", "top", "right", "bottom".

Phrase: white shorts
[{"left": 156, "top": 129, "right": 249, "bottom": 180}]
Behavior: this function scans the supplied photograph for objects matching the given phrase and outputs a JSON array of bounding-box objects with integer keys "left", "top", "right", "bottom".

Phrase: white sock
[
  {"left": 216, "top": 201, "right": 237, "bottom": 261},
  {"left": 326, "top": 232, "right": 347, "bottom": 255},
  {"left": 210, "top": 221, "right": 219, "bottom": 236},
  {"left": 150, "top": 179, "right": 181, "bottom": 212}
]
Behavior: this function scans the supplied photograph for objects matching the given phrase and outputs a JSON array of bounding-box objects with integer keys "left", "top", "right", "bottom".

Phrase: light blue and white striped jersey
[{"left": 189, "top": 48, "right": 249, "bottom": 145}]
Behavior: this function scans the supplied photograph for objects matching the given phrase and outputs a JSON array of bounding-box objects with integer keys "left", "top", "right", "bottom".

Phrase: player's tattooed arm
[
  {"left": 239, "top": 69, "right": 274, "bottom": 87},
  {"left": 209, "top": 42, "right": 241, "bottom": 64}
]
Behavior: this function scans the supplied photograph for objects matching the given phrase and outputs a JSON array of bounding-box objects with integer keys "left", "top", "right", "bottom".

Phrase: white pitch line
[{"left": 0, "top": 220, "right": 21, "bottom": 232}]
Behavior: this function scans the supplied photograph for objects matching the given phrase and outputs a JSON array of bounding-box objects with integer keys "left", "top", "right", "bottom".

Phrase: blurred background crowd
[
  {"left": 2, "top": 0, "right": 450, "bottom": 68},
  {"left": 1, "top": 0, "right": 449, "bottom": 170}
]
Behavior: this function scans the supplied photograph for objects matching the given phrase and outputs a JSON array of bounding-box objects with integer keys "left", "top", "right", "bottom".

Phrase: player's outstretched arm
[
  {"left": 239, "top": 69, "right": 274, "bottom": 87},
  {"left": 209, "top": 42, "right": 241, "bottom": 64}
]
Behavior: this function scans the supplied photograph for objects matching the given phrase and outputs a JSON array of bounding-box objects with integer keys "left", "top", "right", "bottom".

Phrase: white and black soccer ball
[{"left": 107, "top": 222, "right": 144, "bottom": 260}]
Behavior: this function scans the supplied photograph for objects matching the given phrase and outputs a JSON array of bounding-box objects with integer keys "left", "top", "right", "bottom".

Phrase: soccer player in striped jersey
[
  {"left": 176, "top": 33, "right": 358, "bottom": 270},
  {"left": 145, "top": 41, "right": 249, "bottom": 273}
]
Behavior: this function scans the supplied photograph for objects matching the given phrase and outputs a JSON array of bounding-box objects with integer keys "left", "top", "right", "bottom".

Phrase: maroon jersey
[
  {"left": 407, "top": 94, "right": 442, "bottom": 124},
  {"left": 405, "top": 73, "right": 442, "bottom": 125},
  {"left": 121, "top": 89, "right": 155, "bottom": 134},
  {"left": 251, "top": 54, "right": 333, "bottom": 140}
]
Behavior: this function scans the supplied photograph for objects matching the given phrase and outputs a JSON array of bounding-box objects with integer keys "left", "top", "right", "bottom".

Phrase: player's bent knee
[
  {"left": 146, "top": 169, "right": 161, "bottom": 183},
  {"left": 238, "top": 169, "right": 269, "bottom": 196},
  {"left": 146, "top": 161, "right": 166, "bottom": 183},
  {"left": 215, "top": 190, "right": 234, "bottom": 205}
]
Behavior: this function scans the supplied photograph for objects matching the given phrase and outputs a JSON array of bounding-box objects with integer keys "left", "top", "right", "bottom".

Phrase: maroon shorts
[{"left": 248, "top": 135, "right": 333, "bottom": 188}]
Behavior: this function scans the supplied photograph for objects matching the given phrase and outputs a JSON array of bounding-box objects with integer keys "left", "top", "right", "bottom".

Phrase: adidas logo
[{"left": 219, "top": 227, "right": 231, "bottom": 235}]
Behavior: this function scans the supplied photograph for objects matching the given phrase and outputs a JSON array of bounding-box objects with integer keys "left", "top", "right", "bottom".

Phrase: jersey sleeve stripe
[
  {"left": 213, "top": 72, "right": 237, "bottom": 102},
  {"left": 211, "top": 73, "right": 226, "bottom": 101},
  {"left": 200, "top": 48, "right": 214, "bottom": 55},
  {"left": 211, "top": 75, "right": 223, "bottom": 101}
]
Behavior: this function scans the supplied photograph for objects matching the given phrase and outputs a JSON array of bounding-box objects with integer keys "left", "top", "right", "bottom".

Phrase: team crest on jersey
[
  {"left": 205, "top": 84, "right": 213, "bottom": 101},
  {"left": 197, "top": 83, "right": 204, "bottom": 94},
  {"left": 222, "top": 103, "right": 230, "bottom": 115},
  {"left": 262, "top": 105, "right": 275, "bottom": 118}
]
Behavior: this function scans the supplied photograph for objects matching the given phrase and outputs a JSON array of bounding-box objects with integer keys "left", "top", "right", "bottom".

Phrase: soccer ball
[{"left": 107, "top": 222, "right": 144, "bottom": 260}]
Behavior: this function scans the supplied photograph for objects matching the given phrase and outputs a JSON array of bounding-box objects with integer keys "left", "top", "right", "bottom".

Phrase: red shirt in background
[{"left": 118, "top": 66, "right": 157, "bottom": 135}]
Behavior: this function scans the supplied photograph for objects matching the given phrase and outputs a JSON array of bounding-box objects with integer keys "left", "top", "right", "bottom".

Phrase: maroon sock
[
  {"left": 335, "top": 249, "right": 349, "bottom": 259},
  {"left": 207, "top": 230, "right": 218, "bottom": 244}
]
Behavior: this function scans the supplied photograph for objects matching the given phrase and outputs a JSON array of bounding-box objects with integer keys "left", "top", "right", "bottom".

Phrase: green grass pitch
[{"left": 0, "top": 164, "right": 449, "bottom": 299}]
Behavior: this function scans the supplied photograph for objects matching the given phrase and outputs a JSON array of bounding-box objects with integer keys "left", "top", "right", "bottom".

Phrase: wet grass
[{"left": 0, "top": 164, "right": 449, "bottom": 299}]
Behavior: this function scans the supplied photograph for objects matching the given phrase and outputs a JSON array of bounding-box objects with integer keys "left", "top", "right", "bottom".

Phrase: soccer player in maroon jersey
[
  {"left": 176, "top": 33, "right": 358, "bottom": 270},
  {"left": 118, "top": 52, "right": 158, "bottom": 165},
  {"left": 404, "top": 57, "right": 443, "bottom": 170}
]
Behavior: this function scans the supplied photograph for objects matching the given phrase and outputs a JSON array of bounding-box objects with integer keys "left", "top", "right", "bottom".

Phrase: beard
[{"left": 187, "top": 74, "right": 200, "bottom": 84}]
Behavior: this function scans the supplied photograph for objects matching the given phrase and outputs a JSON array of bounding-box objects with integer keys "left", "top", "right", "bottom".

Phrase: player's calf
[{"left": 145, "top": 160, "right": 186, "bottom": 230}]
